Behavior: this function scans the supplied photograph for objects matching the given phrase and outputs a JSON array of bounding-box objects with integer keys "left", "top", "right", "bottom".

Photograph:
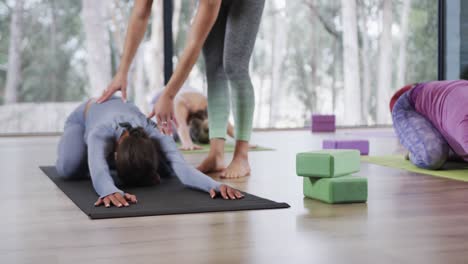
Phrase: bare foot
[
  {"left": 197, "top": 138, "right": 226, "bottom": 173},
  {"left": 220, "top": 140, "right": 252, "bottom": 178},
  {"left": 220, "top": 156, "right": 251, "bottom": 178},
  {"left": 197, "top": 154, "right": 225, "bottom": 173}
]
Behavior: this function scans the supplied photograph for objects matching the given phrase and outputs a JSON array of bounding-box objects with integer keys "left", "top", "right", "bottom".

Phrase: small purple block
[
  {"left": 312, "top": 114, "right": 336, "bottom": 123},
  {"left": 322, "top": 140, "right": 337, "bottom": 149},
  {"left": 311, "top": 114, "right": 336, "bottom": 132},
  {"left": 322, "top": 139, "right": 369, "bottom": 155},
  {"left": 312, "top": 123, "right": 336, "bottom": 132}
]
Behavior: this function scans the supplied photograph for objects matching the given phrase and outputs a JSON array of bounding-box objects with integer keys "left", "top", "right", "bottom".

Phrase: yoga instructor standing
[{"left": 98, "top": 0, "right": 265, "bottom": 179}]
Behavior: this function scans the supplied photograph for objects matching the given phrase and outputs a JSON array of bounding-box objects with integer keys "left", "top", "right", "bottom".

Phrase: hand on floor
[
  {"left": 179, "top": 143, "right": 203, "bottom": 151},
  {"left": 95, "top": 192, "right": 138, "bottom": 208},
  {"left": 209, "top": 185, "right": 244, "bottom": 200}
]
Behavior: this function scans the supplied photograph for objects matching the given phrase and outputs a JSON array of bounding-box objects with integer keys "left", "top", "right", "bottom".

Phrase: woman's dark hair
[
  {"left": 115, "top": 123, "right": 160, "bottom": 187},
  {"left": 188, "top": 109, "right": 209, "bottom": 144}
]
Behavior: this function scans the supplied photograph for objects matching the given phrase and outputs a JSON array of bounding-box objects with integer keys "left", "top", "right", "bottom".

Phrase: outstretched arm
[
  {"left": 147, "top": 126, "right": 220, "bottom": 192},
  {"left": 160, "top": 0, "right": 221, "bottom": 100},
  {"left": 98, "top": 0, "right": 153, "bottom": 103},
  {"left": 87, "top": 128, "right": 137, "bottom": 207},
  {"left": 149, "top": 129, "right": 243, "bottom": 199},
  {"left": 149, "top": 0, "right": 221, "bottom": 132}
]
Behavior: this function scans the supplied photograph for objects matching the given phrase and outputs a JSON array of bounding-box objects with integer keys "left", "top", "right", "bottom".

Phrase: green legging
[{"left": 202, "top": 0, "right": 265, "bottom": 141}]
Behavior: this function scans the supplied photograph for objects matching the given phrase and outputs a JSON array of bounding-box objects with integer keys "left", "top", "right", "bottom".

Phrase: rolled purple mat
[
  {"left": 322, "top": 139, "right": 369, "bottom": 155},
  {"left": 311, "top": 114, "right": 336, "bottom": 132}
]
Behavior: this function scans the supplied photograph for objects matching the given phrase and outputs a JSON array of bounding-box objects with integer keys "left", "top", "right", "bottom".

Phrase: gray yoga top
[{"left": 84, "top": 97, "right": 221, "bottom": 198}]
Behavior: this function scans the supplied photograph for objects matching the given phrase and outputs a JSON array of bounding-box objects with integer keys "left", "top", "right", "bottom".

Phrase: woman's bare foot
[
  {"left": 197, "top": 154, "right": 225, "bottom": 173},
  {"left": 220, "top": 140, "right": 251, "bottom": 178},
  {"left": 197, "top": 138, "right": 226, "bottom": 173},
  {"left": 221, "top": 156, "right": 251, "bottom": 178}
]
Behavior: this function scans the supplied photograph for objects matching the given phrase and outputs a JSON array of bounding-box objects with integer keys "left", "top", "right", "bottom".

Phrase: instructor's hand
[
  {"left": 97, "top": 71, "right": 128, "bottom": 103},
  {"left": 148, "top": 92, "right": 177, "bottom": 135},
  {"left": 209, "top": 185, "right": 244, "bottom": 200},
  {"left": 94, "top": 192, "right": 137, "bottom": 208}
]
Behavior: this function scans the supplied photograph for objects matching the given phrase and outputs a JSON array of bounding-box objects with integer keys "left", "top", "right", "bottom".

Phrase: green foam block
[
  {"left": 303, "top": 176, "right": 368, "bottom": 204},
  {"left": 296, "top": 150, "right": 360, "bottom": 178}
]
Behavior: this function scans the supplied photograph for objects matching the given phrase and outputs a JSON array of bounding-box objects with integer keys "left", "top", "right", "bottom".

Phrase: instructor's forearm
[
  {"left": 164, "top": 44, "right": 204, "bottom": 99},
  {"left": 163, "top": 0, "right": 221, "bottom": 99},
  {"left": 118, "top": 0, "right": 153, "bottom": 73}
]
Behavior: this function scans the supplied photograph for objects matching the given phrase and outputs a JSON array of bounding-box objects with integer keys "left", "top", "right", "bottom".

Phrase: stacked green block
[
  {"left": 303, "top": 177, "right": 367, "bottom": 204},
  {"left": 296, "top": 150, "right": 367, "bottom": 204},
  {"left": 296, "top": 150, "right": 361, "bottom": 177}
]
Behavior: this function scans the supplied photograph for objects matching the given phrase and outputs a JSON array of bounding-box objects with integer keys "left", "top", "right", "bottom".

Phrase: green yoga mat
[
  {"left": 178, "top": 143, "right": 274, "bottom": 154},
  {"left": 361, "top": 155, "right": 468, "bottom": 182}
]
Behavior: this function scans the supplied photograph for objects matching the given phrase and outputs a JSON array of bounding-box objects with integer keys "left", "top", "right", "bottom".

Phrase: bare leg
[
  {"left": 227, "top": 122, "right": 257, "bottom": 148},
  {"left": 220, "top": 140, "right": 251, "bottom": 178},
  {"left": 199, "top": 5, "right": 227, "bottom": 173},
  {"left": 197, "top": 138, "right": 226, "bottom": 173},
  {"left": 226, "top": 122, "right": 235, "bottom": 138}
]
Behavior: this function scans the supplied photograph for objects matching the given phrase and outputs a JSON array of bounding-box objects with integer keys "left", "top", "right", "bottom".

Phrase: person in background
[
  {"left": 149, "top": 87, "right": 237, "bottom": 151},
  {"left": 390, "top": 80, "right": 468, "bottom": 170}
]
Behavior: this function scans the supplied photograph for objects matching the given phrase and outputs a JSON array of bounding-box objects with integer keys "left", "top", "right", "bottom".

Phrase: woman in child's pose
[
  {"left": 390, "top": 80, "right": 468, "bottom": 169},
  {"left": 56, "top": 97, "right": 243, "bottom": 208}
]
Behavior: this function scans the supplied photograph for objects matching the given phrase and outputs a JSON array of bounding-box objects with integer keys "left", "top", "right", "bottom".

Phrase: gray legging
[
  {"left": 203, "top": 0, "right": 265, "bottom": 141},
  {"left": 56, "top": 101, "right": 89, "bottom": 179}
]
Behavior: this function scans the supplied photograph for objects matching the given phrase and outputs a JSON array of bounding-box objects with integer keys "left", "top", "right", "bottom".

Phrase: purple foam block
[
  {"left": 322, "top": 139, "right": 369, "bottom": 155},
  {"left": 311, "top": 114, "right": 336, "bottom": 132},
  {"left": 312, "top": 114, "right": 336, "bottom": 123},
  {"left": 312, "top": 123, "right": 336, "bottom": 132},
  {"left": 322, "top": 140, "right": 337, "bottom": 149}
]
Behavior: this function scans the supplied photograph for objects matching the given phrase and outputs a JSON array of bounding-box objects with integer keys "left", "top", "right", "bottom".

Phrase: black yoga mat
[{"left": 40, "top": 166, "right": 290, "bottom": 219}]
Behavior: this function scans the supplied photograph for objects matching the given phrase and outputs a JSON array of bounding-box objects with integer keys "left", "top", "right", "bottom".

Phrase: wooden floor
[{"left": 2, "top": 128, "right": 468, "bottom": 264}]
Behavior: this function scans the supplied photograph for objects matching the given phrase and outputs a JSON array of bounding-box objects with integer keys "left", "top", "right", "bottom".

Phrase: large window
[
  {"left": 440, "top": 0, "right": 468, "bottom": 80},
  {"left": 174, "top": 0, "right": 438, "bottom": 128},
  {"left": 0, "top": 0, "right": 438, "bottom": 134}
]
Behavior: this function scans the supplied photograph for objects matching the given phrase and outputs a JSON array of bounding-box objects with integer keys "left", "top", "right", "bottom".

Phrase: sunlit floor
[{"left": 2, "top": 128, "right": 468, "bottom": 264}]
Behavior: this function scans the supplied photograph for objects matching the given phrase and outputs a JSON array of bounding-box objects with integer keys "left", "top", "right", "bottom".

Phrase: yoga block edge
[
  {"left": 311, "top": 114, "right": 336, "bottom": 123},
  {"left": 322, "top": 140, "right": 337, "bottom": 149},
  {"left": 311, "top": 115, "right": 336, "bottom": 133},
  {"left": 312, "top": 124, "right": 336, "bottom": 133},
  {"left": 322, "top": 139, "right": 370, "bottom": 155},
  {"left": 303, "top": 176, "right": 368, "bottom": 204},
  {"left": 296, "top": 150, "right": 360, "bottom": 178}
]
